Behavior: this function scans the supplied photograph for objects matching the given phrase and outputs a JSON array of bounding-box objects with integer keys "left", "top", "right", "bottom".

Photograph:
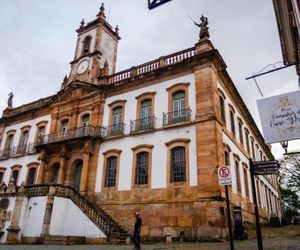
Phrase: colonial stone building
[{"left": 0, "top": 4, "right": 281, "bottom": 244}]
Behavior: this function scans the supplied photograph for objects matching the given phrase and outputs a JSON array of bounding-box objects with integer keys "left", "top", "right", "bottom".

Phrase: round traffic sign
[{"left": 219, "top": 166, "right": 230, "bottom": 178}]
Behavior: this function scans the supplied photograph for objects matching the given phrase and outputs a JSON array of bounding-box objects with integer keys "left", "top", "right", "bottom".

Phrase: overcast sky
[{"left": 0, "top": 0, "right": 299, "bottom": 158}]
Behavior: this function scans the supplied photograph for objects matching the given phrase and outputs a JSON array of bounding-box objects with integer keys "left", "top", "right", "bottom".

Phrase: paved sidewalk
[
  {"left": 0, "top": 225, "right": 299, "bottom": 250},
  {"left": 1, "top": 238, "right": 299, "bottom": 250}
]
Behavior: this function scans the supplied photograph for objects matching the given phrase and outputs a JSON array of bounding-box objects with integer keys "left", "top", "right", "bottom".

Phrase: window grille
[
  {"left": 135, "top": 152, "right": 149, "bottom": 185},
  {"left": 105, "top": 156, "right": 117, "bottom": 187},
  {"left": 171, "top": 147, "right": 186, "bottom": 182}
]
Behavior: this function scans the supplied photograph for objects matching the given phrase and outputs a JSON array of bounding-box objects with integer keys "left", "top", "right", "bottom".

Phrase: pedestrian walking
[{"left": 132, "top": 211, "right": 142, "bottom": 250}]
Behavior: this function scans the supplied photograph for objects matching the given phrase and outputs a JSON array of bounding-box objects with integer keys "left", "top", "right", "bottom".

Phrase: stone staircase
[{"left": 25, "top": 184, "right": 129, "bottom": 242}]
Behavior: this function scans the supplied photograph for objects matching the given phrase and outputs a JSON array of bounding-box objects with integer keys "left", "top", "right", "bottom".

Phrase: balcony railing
[
  {"left": 0, "top": 147, "right": 12, "bottom": 160},
  {"left": 108, "top": 47, "right": 196, "bottom": 85},
  {"left": 0, "top": 143, "right": 38, "bottom": 160},
  {"left": 163, "top": 109, "right": 191, "bottom": 126},
  {"left": 14, "top": 144, "right": 27, "bottom": 155},
  {"left": 106, "top": 123, "right": 125, "bottom": 137},
  {"left": 130, "top": 117, "right": 156, "bottom": 133},
  {"left": 26, "top": 143, "right": 37, "bottom": 154},
  {"left": 36, "top": 125, "right": 106, "bottom": 146}
]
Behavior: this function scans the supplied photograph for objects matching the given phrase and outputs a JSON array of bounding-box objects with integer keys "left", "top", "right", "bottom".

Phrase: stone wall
[{"left": 101, "top": 200, "right": 226, "bottom": 241}]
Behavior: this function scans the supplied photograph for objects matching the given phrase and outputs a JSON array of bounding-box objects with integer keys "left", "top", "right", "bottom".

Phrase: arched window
[
  {"left": 60, "top": 119, "right": 69, "bottom": 134},
  {"left": 12, "top": 169, "right": 19, "bottom": 185},
  {"left": 51, "top": 163, "right": 60, "bottom": 183},
  {"left": 0, "top": 171, "right": 4, "bottom": 183},
  {"left": 235, "top": 160, "right": 241, "bottom": 192},
  {"left": 238, "top": 118, "right": 244, "bottom": 146},
  {"left": 230, "top": 111, "right": 235, "bottom": 136},
  {"left": 20, "top": 130, "right": 29, "bottom": 146},
  {"left": 166, "top": 83, "right": 190, "bottom": 126},
  {"left": 5, "top": 134, "right": 14, "bottom": 149},
  {"left": 256, "top": 178, "right": 261, "bottom": 205},
  {"left": 37, "top": 126, "right": 45, "bottom": 139},
  {"left": 224, "top": 151, "right": 230, "bottom": 165},
  {"left": 250, "top": 137, "right": 255, "bottom": 159},
  {"left": 73, "top": 160, "right": 83, "bottom": 190},
  {"left": 111, "top": 107, "right": 123, "bottom": 135},
  {"left": 81, "top": 114, "right": 90, "bottom": 127},
  {"left": 171, "top": 146, "right": 186, "bottom": 182},
  {"left": 244, "top": 128, "right": 250, "bottom": 153},
  {"left": 27, "top": 167, "right": 37, "bottom": 185},
  {"left": 133, "top": 92, "right": 156, "bottom": 133},
  {"left": 219, "top": 96, "right": 226, "bottom": 123},
  {"left": 112, "top": 107, "right": 122, "bottom": 125},
  {"left": 108, "top": 100, "right": 126, "bottom": 136},
  {"left": 172, "top": 91, "right": 186, "bottom": 118},
  {"left": 82, "top": 36, "right": 92, "bottom": 54},
  {"left": 135, "top": 152, "right": 149, "bottom": 185},
  {"left": 140, "top": 99, "right": 152, "bottom": 123},
  {"left": 105, "top": 156, "right": 117, "bottom": 187},
  {"left": 80, "top": 114, "right": 90, "bottom": 136},
  {"left": 243, "top": 166, "right": 249, "bottom": 197}
]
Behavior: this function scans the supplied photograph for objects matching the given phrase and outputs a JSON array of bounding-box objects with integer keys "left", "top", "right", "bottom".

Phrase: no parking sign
[{"left": 218, "top": 166, "right": 232, "bottom": 185}]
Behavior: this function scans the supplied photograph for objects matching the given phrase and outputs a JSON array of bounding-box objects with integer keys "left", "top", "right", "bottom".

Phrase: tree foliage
[
  {"left": 280, "top": 153, "right": 300, "bottom": 193},
  {"left": 279, "top": 153, "right": 300, "bottom": 219}
]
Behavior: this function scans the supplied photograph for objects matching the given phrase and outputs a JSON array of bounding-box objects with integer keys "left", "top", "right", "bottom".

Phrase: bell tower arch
[{"left": 65, "top": 3, "right": 120, "bottom": 87}]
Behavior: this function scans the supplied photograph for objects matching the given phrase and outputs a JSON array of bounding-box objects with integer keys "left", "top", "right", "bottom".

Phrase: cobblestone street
[{"left": 1, "top": 225, "right": 299, "bottom": 250}]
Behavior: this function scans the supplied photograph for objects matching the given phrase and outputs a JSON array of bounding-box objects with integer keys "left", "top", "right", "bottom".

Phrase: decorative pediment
[{"left": 57, "top": 81, "right": 100, "bottom": 103}]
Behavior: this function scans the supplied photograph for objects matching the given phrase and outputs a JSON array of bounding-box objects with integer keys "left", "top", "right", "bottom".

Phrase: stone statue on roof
[
  {"left": 194, "top": 15, "right": 210, "bottom": 39},
  {"left": 7, "top": 92, "right": 13, "bottom": 109}
]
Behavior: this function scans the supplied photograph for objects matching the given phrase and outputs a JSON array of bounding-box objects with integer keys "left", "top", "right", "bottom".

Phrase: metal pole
[
  {"left": 245, "top": 63, "right": 295, "bottom": 80},
  {"left": 225, "top": 185, "right": 234, "bottom": 250},
  {"left": 249, "top": 158, "right": 263, "bottom": 250}
]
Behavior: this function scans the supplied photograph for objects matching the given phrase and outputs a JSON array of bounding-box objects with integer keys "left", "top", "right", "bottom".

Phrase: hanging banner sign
[
  {"left": 257, "top": 90, "right": 300, "bottom": 144},
  {"left": 218, "top": 166, "right": 232, "bottom": 185},
  {"left": 253, "top": 160, "right": 280, "bottom": 175}
]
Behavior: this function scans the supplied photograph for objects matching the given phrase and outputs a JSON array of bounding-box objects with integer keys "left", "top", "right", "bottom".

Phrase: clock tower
[{"left": 64, "top": 3, "right": 120, "bottom": 87}]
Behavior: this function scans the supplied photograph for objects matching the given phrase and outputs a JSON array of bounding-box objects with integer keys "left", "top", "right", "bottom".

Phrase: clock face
[{"left": 76, "top": 59, "right": 89, "bottom": 74}]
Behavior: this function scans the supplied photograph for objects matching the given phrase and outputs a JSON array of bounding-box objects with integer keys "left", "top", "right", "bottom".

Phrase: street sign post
[
  {"left": 218, "top": 166, "right": 234, "bottom": 250},
  {"left": 249, "top": 158, "right": 264, "bottom": 250},
  {"left": 253, "top": 160, "right": 280, "bottom": 175},
  {"left": 218, "top": 166, "right": 232, "bottom": 185}
]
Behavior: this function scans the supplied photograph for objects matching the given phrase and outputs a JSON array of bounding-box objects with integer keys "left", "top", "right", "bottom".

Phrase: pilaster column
[
  {"left": 80, "top": 141, "right": 92, "bottom": 194},
  {"left": 37, "top": 150, "right": 47, "bottom": 184},
  {"left": 41, "top": 196, "right": 54, "bottom": 237},
  {"left": 194, "top": 61, "right": 224, "bottom": 195},
  {"left": 58, "top": 145, "right": 67, "bottom": 185},
  {"left": 6, "top": 193, "right": 25, "bottom": 243}
]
